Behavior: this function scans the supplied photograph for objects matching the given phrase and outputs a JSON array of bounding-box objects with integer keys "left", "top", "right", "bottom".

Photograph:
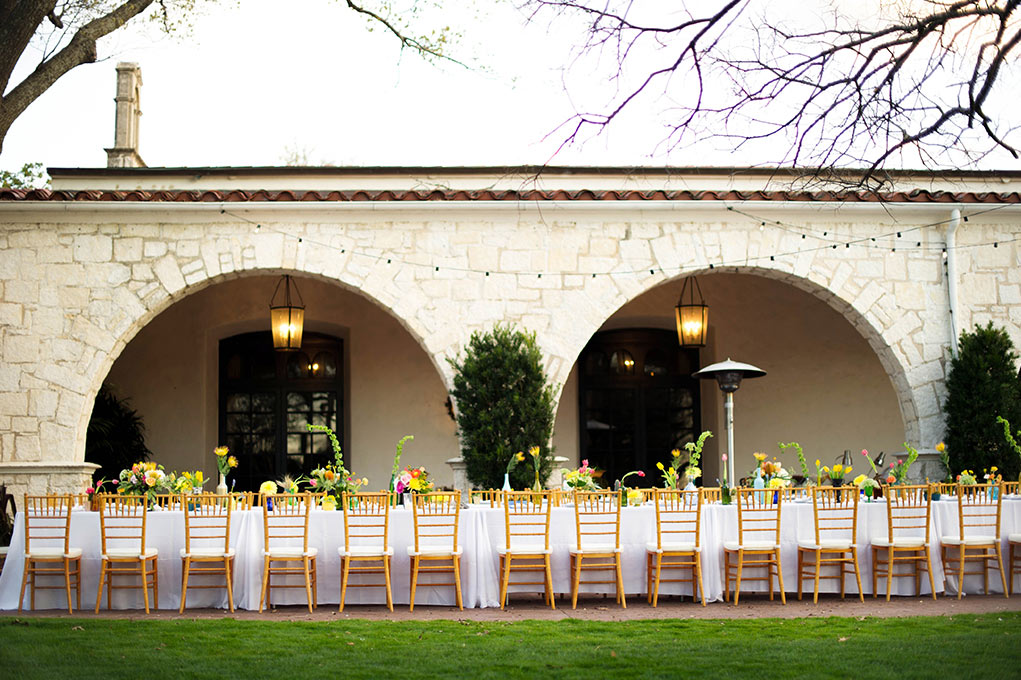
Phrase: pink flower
[
  {"left": 110, "top": 480, "right": 118, "bottom": 485},
  {"left": 85, "top": 487, "right": 94, "bottom": 495},
  {"left": 637, "top": 471, "right": 645, "bottom": 477},
  {"left": 309, "top": 479, "right": 318, "bottom": 487},
  {"left": 722, "top": 454, "right": 728, "bottom": 462},
  {"left": 581, "top": 459, "right": 589, "bottom": 467},
  {"left": 861, "top": 449, "right": 869, "bottom": 457}
]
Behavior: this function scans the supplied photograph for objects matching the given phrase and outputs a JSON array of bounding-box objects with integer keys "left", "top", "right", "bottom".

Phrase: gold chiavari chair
[
  {"left": 95, "top": 494, "right": 158, "bottom": 613},
  {"left": 797, "top": 485, "right": 863, "bottom": 603},
  {"left": 940, "top": 483, "right": 1008, "bottom": 599},
  {"left": 647, "top": 488, "right": 704, "bottom": 607},
  {"left": 259, "top": 493, "right": 317, "bottom": 613},
  {"left": 1006, "top": 481, "right": 1021, "bottom": 594},
  {"left": 469, "top": 489, "right": 503, "bottom": 507},
  {"left": 18, "top": 494, "right": 81, "bottom": 613},
  {"left": 229, "top": 491, "right": 255, "bottom": 510},
  {"left": 701, "top": 487, "right": 722, "bottom": 504},
  {"left": 724, "top": 487, "right": 785, "bottom": 605},
  {"left": 409, "top": 491, "right": 463, "bottom": 611},
  {"left": 151, "top": 493, "right": 176, "bottom": 509},
  {"left": 871, "top": 484, "right": 936, "bottom": 600},
  {"left": 570, "top": 490, "right": 625, "bottom": 609},
  {"left": 548, "top": 489, "right": 566, "bottom": 507},
  {"left": 1002, "top": 481, "right": 1019, "bottom": 496},
  {"left": 338, "top": 491, "right": 393, "bottom": 612},
  {"left": 780, "top": 487, "right": 811, "bottom": 503},
  {"left": 498, "top": 490, "right": 554, "bottom": 610},
  {"left": 933, "top": 482, "right": 958, "bottom": 497},
  {"left": 180, "top": 493, "right": 235, "bottom": 613}
]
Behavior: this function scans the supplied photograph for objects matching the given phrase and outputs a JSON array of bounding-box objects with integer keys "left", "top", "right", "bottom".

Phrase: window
[
  {"left": 219, "top": 332, "right": 344, "bottom": 491},
  {"left": 578, "top": 329, "right": 701, "bottom": 488}
]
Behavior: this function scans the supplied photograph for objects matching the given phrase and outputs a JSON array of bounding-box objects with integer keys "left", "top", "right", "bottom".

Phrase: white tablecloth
[{"left": 2, "top": 498, "right": 1018, "bottom": 610}]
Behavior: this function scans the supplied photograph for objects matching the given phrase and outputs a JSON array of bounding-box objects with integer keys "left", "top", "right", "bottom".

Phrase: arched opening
[
  {"left": 553, "top": 271, "right": 906, "bottom": 487},
  {"left": 97, "top": 273, "right": 457, "bottom": 489}
]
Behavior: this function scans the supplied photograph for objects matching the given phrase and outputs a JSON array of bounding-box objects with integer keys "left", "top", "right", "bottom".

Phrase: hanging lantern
[
  {"left": 674, "top": 277, "right": 708, "bottom": 347},
  {"left": 270, "top": 275, "right": 304, "bottom": 351}
]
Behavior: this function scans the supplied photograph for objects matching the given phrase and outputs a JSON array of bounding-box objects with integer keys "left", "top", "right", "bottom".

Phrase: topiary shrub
[
  {"left": 944, "top": 323, "right": 1021, "bottom": 480},
  {"left": 448, "top": 324, "right": 556, "bottom": 489},
  {"left": 85, "top": 383, "right": 152, "bottom": 482}
]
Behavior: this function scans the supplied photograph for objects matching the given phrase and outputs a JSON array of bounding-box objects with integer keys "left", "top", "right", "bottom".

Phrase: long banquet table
[{"left": 1, "top": 496, "right": 1018, "bottom": 610}]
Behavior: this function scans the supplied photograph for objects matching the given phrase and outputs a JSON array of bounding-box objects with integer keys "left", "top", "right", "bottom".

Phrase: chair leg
[
  {"left": 813, "top": 549, "right": 821, "bottom": 604},
  {"left": 63, "top": 558, "right": 73, "bottom": 614},
  {"left": 776, "top": 550, "right": 786, "bottom": 604},
  {"left": 258, "top": 556, "right": 270, "bottom": 613},
  {"left": 646, "top": 553, "right": 652, "bottom": 605},
  {"left": 339, "top": 556, "right": 350, "bottom": 613},
  {"left": 652, "top": 554, "right": 663, "bottom": 607},
  {"left": 724, "top": 550, "right": 731, "bottom": 603},
  {"left": 95, "top": 561, "right": 107, "bottom": 613},
  {"left": 852, "top": 550, "right": 864, "bottom": 603},
  {"left": 453, "top": 555, "right": 463, "bottom": 611},
  {"left": 544, "top": 555, "right": 555, "bottom": 610},
  {"left": 696, "top": 556, "right": 707, "bottom": 607},
  {"left": 886, "top": 550, "right": 894, "bottom": 601},
  {"left": 995, "top": 545, "right": 1009, "bottom": 598},
  {"left": 384, "top": 555, "right": 394, "bottom": 612},
  {"left": 871, "top": 547, "right": 879, "bottom": 598},
  {"left": 925, "top": 548, "right": 936, "bottom": 601},
  {"left": 796, "top": 549, "right": 804, "bottom": 601},
  {"left": 571, "top": 554, "right": 581, "bottom": 610},
  {"left": 499, "top": 554, "right": 510, "bottom": 610},
  {"left": 302, "top": 557, "right": 314, "bottom": 613},
  {"left": 18, "top": 558, "right": 29, "bottom": 612},
  {"left": 180, "top": 558, "right": 191, "bottom": 614},
  {"left": 734, "top": 551, "right": 744, "bottom": 606},
  {"left": 225, "top": 557, "right": 235, "bottom": 613},
  {"left": 957, "top": 546, "right": 965, "bottom": 600},
  {"left": 140, "top": 560, "right": 150, "bottom": 614},
  {"left": 615, "top": 554, "right": 626, "bottom": 609},
  {"left": 409, "top": 556, "right": 419, "bottom": 612}
]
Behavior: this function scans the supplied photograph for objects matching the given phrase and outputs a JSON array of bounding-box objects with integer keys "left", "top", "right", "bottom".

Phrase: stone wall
[{"left": 0, "top": 198, "right": 1019, "bottom": 494}]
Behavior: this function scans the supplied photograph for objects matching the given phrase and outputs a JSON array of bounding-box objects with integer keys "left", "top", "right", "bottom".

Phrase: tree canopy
[{"left": 525, "top": 0, "right": 1021, "bottom": 187}]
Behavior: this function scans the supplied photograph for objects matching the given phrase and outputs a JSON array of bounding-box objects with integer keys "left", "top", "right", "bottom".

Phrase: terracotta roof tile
[{"left": 1, "top": 188, "right": 1020, "bottom": 204}]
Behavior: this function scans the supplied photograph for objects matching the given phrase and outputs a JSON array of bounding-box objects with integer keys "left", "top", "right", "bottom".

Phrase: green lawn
[{"left": 1, "top": 613, "right": 1018, "bottom": 679}]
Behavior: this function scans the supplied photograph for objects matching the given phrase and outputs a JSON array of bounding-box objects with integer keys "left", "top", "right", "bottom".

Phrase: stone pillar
[
  {"left": 551, "top": 456, "right": 570, "bottom": 488},
  {"left": 446, "top": 457, "right": 470, "bottom": 500},
  {"left": 105, "top": 62, "right": 146, "bottom": 168},
  {"left": 0, "top": 462, "right": 100, "bottom": 501}
]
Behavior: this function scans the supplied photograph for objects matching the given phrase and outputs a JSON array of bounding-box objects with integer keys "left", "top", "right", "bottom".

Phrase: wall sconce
[
  {"left": 675, "top": 277, "right": 708, "bottom": 347},
  {"left": 270, "top": 275, "right": 304, "bottom": 351}
]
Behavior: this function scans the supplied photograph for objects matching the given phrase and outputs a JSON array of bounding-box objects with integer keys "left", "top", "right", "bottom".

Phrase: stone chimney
[{"left": 105, "top": 62, "right": 146, "bottom": 168}]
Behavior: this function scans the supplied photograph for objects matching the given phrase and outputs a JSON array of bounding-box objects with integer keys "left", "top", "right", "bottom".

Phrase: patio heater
[
  {"left": 269, "top": 275, "right": 304, "bottom": 351},
  {"left": 693, "top": 358, "right": 766, "bottom": 487}
]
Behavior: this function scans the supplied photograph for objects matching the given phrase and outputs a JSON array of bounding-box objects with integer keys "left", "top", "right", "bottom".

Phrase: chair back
[
  {"left": 1002, "top": 481, "right": 1019, "bottom": 496},
  {"left": 651, "top": 488, "right": 701, "bottom": 550},
  {"left": 548, "top": 489, "right": 566, "bottom": 507},
  {"left": 882, "top": 484, "right": 931, "bottom": 544},
  {"left": 808, "top": 485, "right": 858, "bottom": 546},
  {"left": 23, "top": 494, "right": 73, "bottom": 556},
  {"left": 469, "top": 489, "right": 503, "bottom": 507},
  {"left": 262, "top": 493, "right": 312, "bottom": 554},
  {"left": 573, "top": 490, "right": 621, "bottom": 551},
  {"left": 97, "top": 494, "right": 148, "bottom": 555},
  {"left": 229, "top": 491, "right": 254, "bottom": 510},
  {"left": 341, "top": 491, "right": 391, "bottom": 552},
  {"left": 934, "top": 482, "right": 958, "bottom": 497},
  {"left": 182, "top": 494, "right": 232, "bottom": 554},
  {"left": 502, "top": 491, "right": 551, "bottom": 552},
  {"left": 411, "top": 491, "right": 461, "bottom": 554},
  {"left": 780, "top": 487, "right": 810, "bottom": 503},
  {"left": 700, "top": 487, "right": 722, "bottom": 504},
  {"left": 151, "top": 494, "right": 176, "bottom": 509},
  {"left": 953, "top": 483, "right": 1002, "bottom": 541},
  {"left": 734, "top": 486, "right": 782, "bottom": 545}
]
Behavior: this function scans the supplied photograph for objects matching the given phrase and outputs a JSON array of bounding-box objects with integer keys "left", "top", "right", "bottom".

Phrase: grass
[{"left": 1, "top": 613, "right": 1019, "bottom": 679}]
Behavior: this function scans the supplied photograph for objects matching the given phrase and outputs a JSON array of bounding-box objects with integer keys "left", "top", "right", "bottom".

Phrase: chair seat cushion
[
  {"left": 797, "top": 539, "right": 853, "bottom": 551},
  {"left": 180, "top": 548, "right": 235, "bottom": 558},
  {"left": 26, "top": 547, "right": 82, "bottom": 560},
  {"left": 496, "top": 545, "right": 551, "bottom": 556},
  {"left": 1008, "top": 533, "right": 1021, "bottom": 543},
  {"left": 646, "top": 541, "right": 699, "bottom": 554},
  {"left": 871, "top": 537, "right": 926, "bottom": 548},
  {"left": 568, "top": 543, "right": 621, "bottom": 554},
  {"left": 265, "top": 546, "right": 318, "bottom": 559},
  {"left": 407, "top": 545, "right": 463, "bottom": 557},
  {"left": 724, "top": 540, "right": 776, "bottom": 551},
  {"left": 103, "top": 548, "right": 158, "bottom": 560},
  {"left": 940, "top": 535, "right": 997, "bottom": 546},
  {"left": 339, "top": 545, "right": 394, "bottom": 557}
]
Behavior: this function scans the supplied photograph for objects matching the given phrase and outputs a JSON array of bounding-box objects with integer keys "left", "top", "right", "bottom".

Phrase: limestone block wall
[{"left": 0, "top": 199, "right": 1018, "bottom": 497}]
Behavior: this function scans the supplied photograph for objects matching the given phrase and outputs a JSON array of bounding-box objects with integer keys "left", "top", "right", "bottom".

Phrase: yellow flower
[
  {"left": 528, "top": 446, "right": 540, "bottom": 458},
  {"left": 991, "top": 466, "right": 998, "bottom": 472},
  {"left": 516, "top": 452, "right": 525, "bottom": 462},
  {"left": 228, "top": 456, "right": 238, "bottom": 468},
  {"left": 321, "top": 496, "right": 337, "bottom": 512},
  {"left": 671, "top": 449, "right": 681, "bottom": 458},
  {"left": 815, "top": 459, "right": 821, "bottom": 467},
  {"left": 656, "top": 461, "right": 665, "bottom": 471},
  {"left": 935, "top": 442, "right": 946, "bottom": 453},
  {"left": 194, "top": 471, "right": 204, "bottom": 484},
  {"left": 753, "top": 452, "right": 767, "bottom": 462},
  {"left": 214, "top": 446, "right": 229, "bottom": 457},
  {"left": 833, "top": 464, "right": 843, "bottom": 473},
  {"left": 668, "top": 467, "right": 675, "bottom": 475},
  {"left": 846, "top": 466, "right": 852, "bottom": 474},
  {"left": 259, "top": 481, "right": 277, "bottom": 496},
  {"left": 853, "top": 474, "right": 866, "bottom": 486}
]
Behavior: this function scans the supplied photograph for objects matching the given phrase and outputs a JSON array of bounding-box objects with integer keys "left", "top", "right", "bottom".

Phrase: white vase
[
  {"left": 502, "top": 473, "right": 512, "bottom": 491},
  {"left": 216, "top": 473, "right": 228, "bottom": 496}
]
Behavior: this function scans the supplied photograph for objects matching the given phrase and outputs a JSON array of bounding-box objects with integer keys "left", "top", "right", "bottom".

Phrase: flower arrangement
[
  {"left": 395, "top": 466, "right": 433, "bottom": 494},
  {"left": 825, "top": 463, "right": 852, "bottom": 482},
  {"left": 626, "top": 488, "right": 645, "bottom": 506},
  {"left": 778, "top": 441, "right": 809, "bottom": 480},
  {"left": 887, "top": 442, "right": 920, "bottom": 484},
  {"left": 761, "top": 460, "right": 792, "bottom": 487},
  {"left": 935, "top": 442, "right": 953, "bottom": 482},
  {"left": 854, "top": 473, "right": 880, "bottom": 501},
  {"left": 957, "top": 469, "right": 977, "bottom": 485},
  {"left": 983, "top": 466, "right": 1001, "bottom": 485},
  {"left": 308, "top": 464, "right": 368, "bottom": 501},
  {"left": 117, "top": 461, "right": 172, "bottom": 504},
  {"left": 214, "top": 445, "right": 238, "bottom": 478},
  {"left": 656, "top": 459, "right": 680, "bottom": 489},
  {"left": 564, "top": 459, "right": 599, "bottom": 491},
  {"left": 506, "top": 450, "right": 525, "bottom": 475},
  {"left": 173, "top": 471, "right": 206, "bottom": 493},
  {"left": 814, "top": 458, "right": 824, "bottom": 486},
  {"left": 619, "top": 470, "right": 646, "bottom": 488},
  {"left": 86, "top": 478, "right": 113, "bottom": 502},
  {"left": 527, "top": 445, "right": 543, "bottom": 491},
  {"left": 682, "top": 431, "right": 712, "bottom": 484},
  {"left": 275, "top": 475, "right": 302, "bottom": 494},
  {"left": 259, "top": 480, "right": 278, "bottom": 496},
  {"left": 390, "top": 435, "right": 415, "bottom": 493},
  {"left": 860, "top": 449, "right": 879, "bottom": 476}
]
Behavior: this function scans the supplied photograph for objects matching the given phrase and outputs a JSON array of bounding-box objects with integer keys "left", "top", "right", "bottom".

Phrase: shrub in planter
[
  {"left": 448, "top": 324, "right": 556, "bottom": 490},
  {"left": 85, "top": 383, "right": 152, "bottom": 483},
  {"left": 944, "top": 323, "right": 1021, "bottom": 480}
]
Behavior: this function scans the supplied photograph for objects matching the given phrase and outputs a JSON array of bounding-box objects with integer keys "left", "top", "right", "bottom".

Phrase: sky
[{"left": 1, "top": 1, "right": 685, "bottom": 172}]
